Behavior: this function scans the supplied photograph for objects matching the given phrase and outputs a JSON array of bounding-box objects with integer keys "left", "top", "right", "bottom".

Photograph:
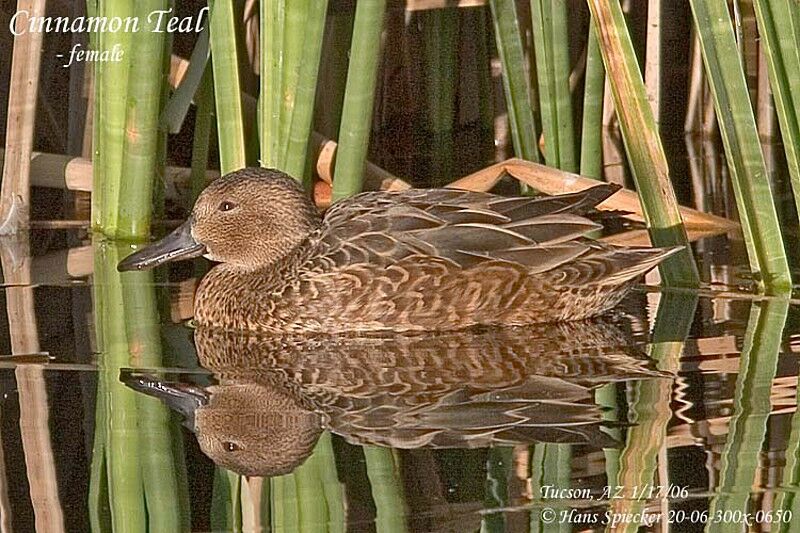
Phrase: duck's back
[{"left": 316, "top": 186, "right": 613, "bottom": 269}]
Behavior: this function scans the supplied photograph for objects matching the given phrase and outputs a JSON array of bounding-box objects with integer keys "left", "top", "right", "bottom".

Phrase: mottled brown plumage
[
  {"left": 124, "top": 321, "right": 669, "bottom": 476},
  {"left": 119, "top": 168, "right": 680, "bottom": 333}
]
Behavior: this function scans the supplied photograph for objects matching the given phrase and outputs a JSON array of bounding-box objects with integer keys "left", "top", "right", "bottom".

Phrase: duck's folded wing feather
[
  {"left": 449, "top": 242, "right": 591, "bottom": 272},
  {"left": 324, "top": 184, "right": 618, "bottom": 223},
  {"left": 319, "top": 186, "right": 616, "bottom": 269},
  {"left": 546, "top": 245, "right": 682, "bottom": 286}
]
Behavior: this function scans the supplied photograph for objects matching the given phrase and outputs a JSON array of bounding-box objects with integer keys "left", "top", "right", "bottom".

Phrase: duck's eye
[
  {"left": 218, "top": 201, "right": 237, "bottom": 212},
  {"left": 224, "top": 441, "right": 240, "bottom": 452}
]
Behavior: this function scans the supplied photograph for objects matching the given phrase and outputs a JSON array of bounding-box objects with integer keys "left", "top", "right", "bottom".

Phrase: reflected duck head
[
  {"left": 122, "top": 372, "right": 325, "bottom": 477},
  {"left": 118, "top": 168, "right": 322, "bottom": 272},
  {"left": 193, "top": 383, "right": 324, "bottom": 477}
]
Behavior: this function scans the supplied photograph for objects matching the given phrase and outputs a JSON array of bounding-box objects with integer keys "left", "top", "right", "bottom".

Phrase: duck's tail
[{"left": 601, "top": 245, "right": 684, "bottom": 285}]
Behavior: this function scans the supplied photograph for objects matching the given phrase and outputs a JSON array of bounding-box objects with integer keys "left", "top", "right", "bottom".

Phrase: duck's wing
[
  {"left": 330, "top": 378, "right": 617, "bottom": 449},
  {"left": 317, "top": 184, "right": 619, "bottom": 270},
  {"left": 544, "top": 244, "right": 682, "bottom": 286}
]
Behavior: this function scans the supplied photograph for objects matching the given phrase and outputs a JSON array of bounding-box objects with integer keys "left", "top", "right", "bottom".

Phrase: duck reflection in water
[{"left": 123, "top": 320, "right": 668, "bottom": 477}]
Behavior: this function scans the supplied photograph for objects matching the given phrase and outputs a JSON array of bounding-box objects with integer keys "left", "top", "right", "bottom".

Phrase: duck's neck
[
  {"left": 230, "top": 238, "right": 316, "bottom": 281},
  {"left": 193, "top": 235, "right": 322, "bottom": 330},
  {"left": 198, "top": 235, "right": 314, "bottom": 299}
]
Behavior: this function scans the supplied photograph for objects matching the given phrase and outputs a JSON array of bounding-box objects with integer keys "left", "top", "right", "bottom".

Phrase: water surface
[{"left": 0, "top": 230, "right": 797, "bottom": 532}]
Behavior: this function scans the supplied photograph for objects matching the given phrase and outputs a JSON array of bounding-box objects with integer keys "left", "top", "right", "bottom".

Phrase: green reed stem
[
  {"left": 649, "top": 292, "right": 698, "bottom": 364},
  {"left": 294, "top": 449, "right": 328, "bottom": 531},
  {"left": 612, "top": 382, "right": 669, "bottom": 533},
  {"left": 269, "top": 0, "right": 286, "bottom": 168},
  {"left": 94, "top": 1, "right": 133, "bottom": 235},
  {"left": 707, "top": 299, "right": 788, "bottom": 533},
  {"left": 94, "top": 240, "right": 146, "bottom": 533},
  {"left": 161, "top": 26, "right": 209, "bottom": 134},
  {"left": 211, "top": 468, "right": 242, "bottom": 531},
  {"left": 270, "top": 476, "right": 286, "bottom": 531},
  {"left": 423, "top": 8, "right": 458, "bottom": 185},
  {"left": 274, "top": 474, "right": 299, "bottom": 532},
  {"left": 276, "top": 0, "right": 308, "bottom": 171},
  {"left": 318, "top": 433, "right": 345, "bottom": 533},
  {"left": 122, "top": 266, "right": 187, "bottom": 532},
  {"left": 422, "top": 9, "right": 458, "bottom": 134},
  {"left": 595, "top": 382, "right": 620, "bottom": 488},
  {"left": 483, "top": 446, "right": 511, "bottom": 532},
  {"left": 153, "top": 36, "right": 171, "bottom": 225},
  {"left": 116, "top": 0, "right": 169, "bottom": 240},
  {"left": 489, "top": 0, "right": 541, "bottom": 164},
  {"left": 190, "top": 65, "right": 215, "bottom": 205},
  {"left": 88, "top": 449, "right": 108, "bottom": 532},
  {"left": 89, "top": 0, "right": 104, "bottom": 231},
  {"left": 775, "top": 350, "right": 800, "bottom": 532},
  {"left": 209, "top": 0, "right": 246, "bottom": 174},
  {"left": 688, "top": 0, "right": 791, "bottom": 292},
  {"left": 586, "top": 0, "right": 699, "bottom": 287},
  {"left": 284, "top": 0, "right": 328, "bottom": 182},
  {"left": 530, "top": 0, "right": 577, "bottom": 172},
  {"left": 530, "top": 443, "right": 572, "bottom": 533},
  {"left": 256, "top": 478, "right": 273, "bottom": 532},
  {"left": 751, "top": 1, "right": 800, "bottom": 229},
  {"left": 134, "top": 386, "right": 186, "bottom": 531},
  {"left": 259, "top": 0, "right": 276, "bottom": 166},
  {"left": 88, "top": 366, "right": 110, "bottom": 533},
  {"left": 269, "top": 433, "right": 344, "bottom": 532},
  {"left": 331, "top": 0, "right": 387, "bottom": 201},
  {"left": 605, "top": 292, "right": 696, "bottom": 533},
  {"left": 364, "top": 446, "right": 408, "bottom": 533},
  {"left": 580, "top": 23, "right": 605, "bottom": 178}
]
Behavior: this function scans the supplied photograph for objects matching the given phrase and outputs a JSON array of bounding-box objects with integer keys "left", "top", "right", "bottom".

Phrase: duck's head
[
  {"left": 118, "top": 168, "right": 321, "bottom": 272},
  {"left": 121, "top": 372, "right": 324, "bottom": 477}
]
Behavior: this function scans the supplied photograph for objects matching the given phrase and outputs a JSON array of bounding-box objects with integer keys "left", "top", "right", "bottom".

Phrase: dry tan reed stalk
[
  {"left": 446, "top": 158, "right": 738, "bottom": 231},
  {"left": 685, "top": 31, "right": 704, "bottom": 132},
  {"left": 0, "top": 0, "right": 47, "bottom": 234},
  {"left": 644, "top": 0, "right": 663, "bottom": 121},
  {"left": 0, "top": 421, "right": 11, "bottom": 533},
  {"left": 0, "top": 237, "right": 65, "bottom": 533}
]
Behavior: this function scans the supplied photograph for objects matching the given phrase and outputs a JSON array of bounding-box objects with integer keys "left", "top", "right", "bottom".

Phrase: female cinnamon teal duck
[{"left": 118, "top": 168, "right": 679, "bottom": 333}]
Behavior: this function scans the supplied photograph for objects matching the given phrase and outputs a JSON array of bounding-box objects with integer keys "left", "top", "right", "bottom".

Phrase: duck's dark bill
[
  {"left": 120, "top": 370, "right": 208, "bottom": 430},
  {"left": 117, "top": 220, "right": 206, "bottom": 271}
]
